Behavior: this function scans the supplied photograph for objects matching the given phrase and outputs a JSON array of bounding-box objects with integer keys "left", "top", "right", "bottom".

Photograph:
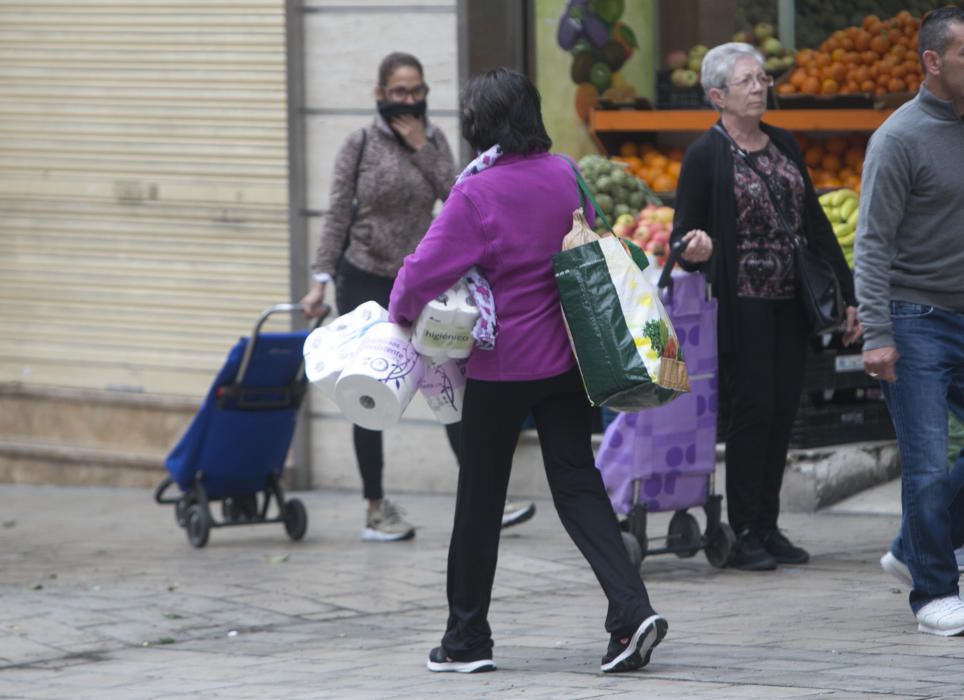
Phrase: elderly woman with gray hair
[{"left": 669, "top": 42, "right": 861, "bottom": 571}]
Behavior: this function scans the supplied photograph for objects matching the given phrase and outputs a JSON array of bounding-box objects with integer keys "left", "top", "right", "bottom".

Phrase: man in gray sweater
[{"left": 855, "top": 6, "right": 964, "bottom": 637}]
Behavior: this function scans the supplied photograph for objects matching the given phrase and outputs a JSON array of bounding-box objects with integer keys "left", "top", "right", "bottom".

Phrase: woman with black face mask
[{"left": 301, "top": 53, "right": 537, "bottom": 543}]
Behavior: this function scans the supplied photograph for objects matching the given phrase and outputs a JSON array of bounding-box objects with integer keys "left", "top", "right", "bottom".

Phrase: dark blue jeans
[{"left": 885, "top": 301, "right": 964, "bottom": 612}]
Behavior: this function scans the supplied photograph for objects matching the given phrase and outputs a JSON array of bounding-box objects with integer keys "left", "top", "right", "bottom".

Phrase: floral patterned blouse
[{"left": 732, "top": 140, "right": 806, "bottom": 299}]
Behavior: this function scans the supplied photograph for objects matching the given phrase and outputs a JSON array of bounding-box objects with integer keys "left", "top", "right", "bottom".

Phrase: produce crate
[
  {"left": 790, "top": 399, "right": 894, "bottom": 448},
  {"left": 772, "top": 70, "right": 915, "bottom": 110},
  {"left": 656, "top": 70, "right": 710, "bottom": 110},
  {"left": 802, "top": 348, "right": 882, "bottom": 407}
]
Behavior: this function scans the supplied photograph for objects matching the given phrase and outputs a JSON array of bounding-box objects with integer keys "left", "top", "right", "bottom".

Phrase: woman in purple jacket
[{"left": 389, "top": 68, "right": 667, "bottom": 675}]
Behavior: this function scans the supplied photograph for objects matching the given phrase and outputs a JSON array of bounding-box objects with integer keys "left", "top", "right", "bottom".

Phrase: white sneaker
[
  {"left": 501, "top": 499, "right": 536, "bottom": 529},
  {"left": 881, "top": 551, "right": 912, "bottom": 587},
  {"left": 362, "top": 499, "right": 415, "bottom": 542},
  {"left": 916, "top": 596, "right": 964, "bottom": 636}
]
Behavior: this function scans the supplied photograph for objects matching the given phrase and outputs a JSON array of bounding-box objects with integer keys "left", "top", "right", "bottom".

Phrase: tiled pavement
[{"left": 2, "top": 481, "right": 964, "bottom": 699}]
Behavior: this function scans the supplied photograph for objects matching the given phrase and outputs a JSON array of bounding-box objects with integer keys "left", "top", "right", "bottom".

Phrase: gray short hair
[{"left": 701, "top": 42, "right": 765, "bottom": 107}]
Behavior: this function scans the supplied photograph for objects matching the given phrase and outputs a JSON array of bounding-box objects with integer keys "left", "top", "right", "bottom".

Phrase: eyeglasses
[
  {"left": 727, "top": 73, "right": 774, "bottom": 90},
  {"left": 383, "top": 83, "right": 430, "bottom": 101}
]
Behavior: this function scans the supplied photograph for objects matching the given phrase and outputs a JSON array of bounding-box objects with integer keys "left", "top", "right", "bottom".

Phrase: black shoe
[
  {"left": 728, "top": 530, "right": 778, "bottom": 571},
  {"left": 600, "top": 614, "right": 668, "bottom": 673},
  {"left": 762, "top": 529, "right": 810, "bottom": 564},
  {"left": 426, "top": 645, "right": 496, "bottom": 673}
]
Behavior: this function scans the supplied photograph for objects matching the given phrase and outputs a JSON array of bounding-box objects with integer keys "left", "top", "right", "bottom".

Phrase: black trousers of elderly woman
[
  {"left": 719, "top": 296, "right": 810, "bottom": 537},
  {"left": 441, "top": 366, "right": 656, "bottom": 656}
]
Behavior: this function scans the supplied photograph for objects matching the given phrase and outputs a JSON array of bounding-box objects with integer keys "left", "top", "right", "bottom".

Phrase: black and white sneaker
[
  {"left": 600, "top": 614, "right": 668, "bottom": 673},
  {"left": 426, "top": 646, "right": 496, "bottom": 673},
  {"left": 501, "top": 499, "right": 536, "bottom": 529}
]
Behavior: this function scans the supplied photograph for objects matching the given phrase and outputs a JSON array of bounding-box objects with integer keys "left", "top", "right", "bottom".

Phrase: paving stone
[{"left": 1, "top": 483, "right": 963, "bottom": 698}]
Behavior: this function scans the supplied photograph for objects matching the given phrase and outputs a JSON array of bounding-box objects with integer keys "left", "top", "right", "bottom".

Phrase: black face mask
[
  {"left": 377, "top": 100, "right": 427, "bottom": 149},
  {"left": 377, "top": 100, "right": 427, "bottom": 122}
]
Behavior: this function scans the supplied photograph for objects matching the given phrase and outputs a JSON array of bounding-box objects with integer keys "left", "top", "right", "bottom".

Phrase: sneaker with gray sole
[
  {"left": 880, "top": 551, "right": 912, "bottom": 587},
  {"left": 362, "top": 499, "right": 414, "bottom": 542}
]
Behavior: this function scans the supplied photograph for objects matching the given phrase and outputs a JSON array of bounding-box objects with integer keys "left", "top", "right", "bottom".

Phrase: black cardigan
[{"left": 669, "top": 120, "right": 856, "bottom": 354}]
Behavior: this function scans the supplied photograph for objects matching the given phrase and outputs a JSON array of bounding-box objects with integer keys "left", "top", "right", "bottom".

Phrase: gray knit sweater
[
  {"left": 312, "top": 115, "right": 456, "bottom": 279},
  {"left": 854, "top": 83, "right": 964, "bottom": 350}
]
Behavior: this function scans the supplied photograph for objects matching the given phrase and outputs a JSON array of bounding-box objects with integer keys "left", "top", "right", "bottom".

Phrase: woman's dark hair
[
  {"left": 461, "top": 68, "right": 552, "bottom": 154},
  {"left": 378, "top": 52, "right": 423, "bottom": 86},
  {"left": 919, "top": 6, "right": 964, "bottom": 63}
]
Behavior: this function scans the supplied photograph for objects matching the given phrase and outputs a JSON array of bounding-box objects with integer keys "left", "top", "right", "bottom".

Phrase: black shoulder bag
[{"left": 713, "top": 124, "right": 844, "bottom": 334}]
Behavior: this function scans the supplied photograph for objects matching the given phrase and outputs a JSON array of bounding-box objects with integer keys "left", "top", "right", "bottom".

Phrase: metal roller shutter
[{"left": 0, "top": 0, "right": 289, "bottom": 397}]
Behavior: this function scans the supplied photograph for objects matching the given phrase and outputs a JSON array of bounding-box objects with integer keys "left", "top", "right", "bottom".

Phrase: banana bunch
[{"left": 818, "top": 188, "right": 858, "bottom": 268}]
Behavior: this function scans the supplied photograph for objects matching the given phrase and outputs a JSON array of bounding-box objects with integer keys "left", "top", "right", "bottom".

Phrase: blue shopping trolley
[{"left": 154, "top": 303, "right": 330, "bottom": 548}]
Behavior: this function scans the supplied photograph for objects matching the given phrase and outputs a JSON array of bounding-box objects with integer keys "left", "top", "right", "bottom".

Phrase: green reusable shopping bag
[{"left": 552, "top": 195, "right": 689, "bottom": 411}]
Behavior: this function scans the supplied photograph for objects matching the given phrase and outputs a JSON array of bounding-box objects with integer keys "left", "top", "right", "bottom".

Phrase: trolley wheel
[
  {"left": 705, "top": 522, "right": 737, "bottom": 568},
  {"left": 668, "top": 511, "right": 702, "bottom": 558},
  {"left": 185, "top": 504, "right": 211, "bottom": 548},
  {"left": 175, "top": 493, "right": 197, "bottom": 527},
  {"left": 621, "top": 531, "right": 642, "bottom": 571},
  {"left": 283, "top": 498, "right": 308, "bottom": 541},
  {"left": 222, "top": 494, "right": 259, "bottom": 523},
  {"left": 626, "top": 503, "right": 648, "bottom": 561}
]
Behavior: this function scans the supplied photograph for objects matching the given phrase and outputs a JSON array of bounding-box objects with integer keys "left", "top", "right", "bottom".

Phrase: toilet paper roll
[
  {"left": 419, "top": 358, "right": 467, "bottom": 424},
  {"left": 335, "top": 322, "right": 424, "bottom": 430},
  {"left": 412, "top": 279, "right": 478, "bottom": 359},
  {"left": 447, "top": 287, "right": 479, "bottom": 360},
  {"left": 303, "top": 300, "right": 388, "bottom": 400}
]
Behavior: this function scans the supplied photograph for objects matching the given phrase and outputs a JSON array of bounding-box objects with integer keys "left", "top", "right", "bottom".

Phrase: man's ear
[{"left": 921, "top": 49, "right": 942, "bottom": 77}]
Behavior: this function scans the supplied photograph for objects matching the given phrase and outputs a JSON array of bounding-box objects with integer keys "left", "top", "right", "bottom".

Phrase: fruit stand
[{"left": 550, "top": 1, "right": 959, "bottom": 447}]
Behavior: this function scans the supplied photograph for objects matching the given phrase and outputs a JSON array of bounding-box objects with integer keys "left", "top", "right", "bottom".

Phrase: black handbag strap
[
  {"left": 712, "top": 123, "right": 802, "bottom": 249},
  {"left": 342, "top": 128, "right": 367, "bottom": 248},
  {"left": 351, "top": 128, "right": 367, "bottom": 192}
]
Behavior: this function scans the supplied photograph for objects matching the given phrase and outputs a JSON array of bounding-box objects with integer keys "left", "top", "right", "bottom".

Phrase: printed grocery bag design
[{"left": 554, "top": 221, "right": 689, "bottom": 410}]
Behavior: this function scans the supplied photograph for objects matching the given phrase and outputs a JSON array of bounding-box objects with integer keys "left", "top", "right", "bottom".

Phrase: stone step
[
  {"left": 0, "top": 383, "right": 196, "bottom": 452},
  {"left": 1, "top": 383, "right": 899, "bottom": 511}
]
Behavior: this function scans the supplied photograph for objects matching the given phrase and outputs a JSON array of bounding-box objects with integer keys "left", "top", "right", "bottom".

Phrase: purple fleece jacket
[{"left": 388, "top": 151, "right": 594, "bottom": 381}]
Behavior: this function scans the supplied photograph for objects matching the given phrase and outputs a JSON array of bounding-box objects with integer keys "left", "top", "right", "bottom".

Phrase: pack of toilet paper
[
  {"left": 411, "top": 279, "right": 479, "bottom": 360},
  {"left": 303, "top": 300, "right": 388, "bottom": 401},
  {"left": 418, "top": 357, "right": 467, "bottom": 425},
  {"left": 334, "top": 322, "right": 425, "bottom": 431}
]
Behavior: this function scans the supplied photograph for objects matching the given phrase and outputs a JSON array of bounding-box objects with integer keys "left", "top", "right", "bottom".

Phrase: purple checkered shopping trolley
[{"left": 595, "top": 240, "right": 735, "bottom": 568}]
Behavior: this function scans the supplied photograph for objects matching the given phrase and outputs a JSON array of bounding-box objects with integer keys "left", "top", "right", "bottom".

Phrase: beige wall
[{"left": 298, "top": 0, "right": 467, "bottom": 493}]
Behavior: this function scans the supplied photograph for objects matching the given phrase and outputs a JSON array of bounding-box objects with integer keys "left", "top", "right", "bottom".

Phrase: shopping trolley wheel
[
  {"left": 626, "top": 504, "right": 648, "bottom": 562},
  {"left": 621, "top": 531, "right": 642, "bottom": 571},
  {"left": 175, "top": 493, "right": 197, "bottom": 527},
  {"left": 283, "top": 498, "right": 308, "bottom": 541},
  {"left": 668, "top": 511, "right": 702, "bottom": 558},
  {"left": 185, "top": 504, "right": 211, "bottom": 548},
  {"left": 705, "top": 522, "right": 736, "bottom": 568}
]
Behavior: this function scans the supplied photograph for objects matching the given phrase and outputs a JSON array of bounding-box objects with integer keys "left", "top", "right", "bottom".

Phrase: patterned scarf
[{"left": 451, "top": 144, "right": 503, "bottom": 350}]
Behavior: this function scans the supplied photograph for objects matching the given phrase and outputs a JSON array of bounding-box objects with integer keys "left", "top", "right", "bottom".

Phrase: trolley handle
[
  {"left": 235, "top": 303, "right": 331, "bottom": 387},
  {"left": 657, "top": 238, "right": 691, "bottom": 290}
]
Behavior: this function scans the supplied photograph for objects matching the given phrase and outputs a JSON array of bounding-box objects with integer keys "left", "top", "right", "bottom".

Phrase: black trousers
[
  {"left": 719, "top": 297, "right": 810, "bottom": 536},
  {"left": 335, "top": 258, "right": 461, "bottom": 500},
  {"left": 441, "top": 367, "right": 655, "bottom": 656}
]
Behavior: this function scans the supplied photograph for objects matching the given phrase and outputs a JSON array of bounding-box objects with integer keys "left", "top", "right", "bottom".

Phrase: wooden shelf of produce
[{"left": 589, "top": 108, "right": 894, "bottom": 146}]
